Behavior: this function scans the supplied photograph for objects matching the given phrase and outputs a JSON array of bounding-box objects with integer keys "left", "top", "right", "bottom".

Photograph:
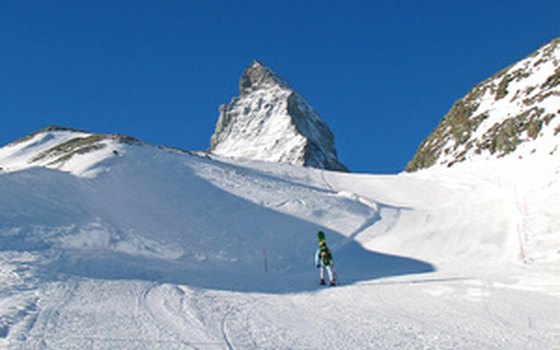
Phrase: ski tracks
[
  {"left": 321, "top": 169, "right": 383, "bottom": 242},
  {"left": 220, "top": 306, "right": 236, "bottom": 350},
  {"left": 479, "top": 279, "right": 559, "bottom": 347},
  {"left": 0, "top": 252, "right": 45, "bottom": 348},
  {"left": 139, "top": 283, "right": 226, "bottom": 349},
  {"left": 24, "top": 278, "right": 80, "bottom": 349}
]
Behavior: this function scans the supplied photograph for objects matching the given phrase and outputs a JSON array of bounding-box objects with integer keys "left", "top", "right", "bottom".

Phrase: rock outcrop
[{"left": 406, "top": 38, "right": 560, "bottom": 172}]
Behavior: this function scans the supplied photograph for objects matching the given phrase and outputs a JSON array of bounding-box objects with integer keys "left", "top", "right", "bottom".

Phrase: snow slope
[{"left": 0, "top": 128, "right": 559, "bottom": 349}]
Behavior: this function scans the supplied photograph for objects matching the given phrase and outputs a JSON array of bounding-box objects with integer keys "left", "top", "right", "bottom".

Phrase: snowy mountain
[
  {"left": 2, "top": 42, "right": 560, "bottom": 348},
  {"left": 0, "top": 126, "right": 141, "bottom": 177},
  {"left": 407, "top": 38, "right": 560, "bottom": 171},
  {"left": 209, "top": 61, "right": 348, "bottom": 171},
  {"left": 1, "top": 123, "right": 559, "bottom": 349}
]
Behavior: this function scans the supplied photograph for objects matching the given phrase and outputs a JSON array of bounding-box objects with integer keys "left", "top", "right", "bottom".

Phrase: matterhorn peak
[
  {"left": 239, "top": 60, "right": 290, "bottom": 96},
  {"left": 209, "top": 61, "right": 347, "bottom": 171}
]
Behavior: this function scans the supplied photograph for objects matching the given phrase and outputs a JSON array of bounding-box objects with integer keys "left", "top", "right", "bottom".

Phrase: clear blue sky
[{"left": 1, "top": 0, "right": 559, "bottom": 173}]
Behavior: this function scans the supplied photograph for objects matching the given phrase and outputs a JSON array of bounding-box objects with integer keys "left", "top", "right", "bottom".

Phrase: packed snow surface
[{"left": 0, "top": 130, "right": 559, "bottom": 349}]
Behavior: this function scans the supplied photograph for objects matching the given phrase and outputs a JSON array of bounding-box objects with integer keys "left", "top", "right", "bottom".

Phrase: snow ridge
[{"left": 0, "top": 126, "right": 140, "bottom": 177}]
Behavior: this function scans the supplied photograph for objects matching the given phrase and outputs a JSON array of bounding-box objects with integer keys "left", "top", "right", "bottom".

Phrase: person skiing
[{"left": 315, "top": 231, "right": 336, "bottom": 286}]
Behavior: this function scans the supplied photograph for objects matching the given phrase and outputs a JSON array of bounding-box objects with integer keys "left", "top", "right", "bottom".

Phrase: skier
[{"left": 315, "top": 231, "right": 336, "bottom": 286}]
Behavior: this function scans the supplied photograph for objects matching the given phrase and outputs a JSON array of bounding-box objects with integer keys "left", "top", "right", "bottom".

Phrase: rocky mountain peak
[
  {"left": 239, "top": 60, "right": 289, "bottom": 96},
  {"left": 209, "top": 61, "right": 347, "bottom": 172},
  {"left": 406, "top": 38, "right": 560, "bottom": 172}
]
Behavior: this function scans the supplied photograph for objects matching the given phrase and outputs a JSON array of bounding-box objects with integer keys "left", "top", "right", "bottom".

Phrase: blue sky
[{"left": 1, "top": 1, "right": 559, "bottom": 173}]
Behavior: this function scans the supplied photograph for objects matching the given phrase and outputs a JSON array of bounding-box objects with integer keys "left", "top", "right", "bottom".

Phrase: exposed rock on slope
[
  {"left": 0, "top": 125, "right": 140, "bottom": 176},
  {"left": 209, "top": 61, "right": 347, "bottom": 171},
  {"left": 406, "top": 38, "right": 560, "bottom": 172}
]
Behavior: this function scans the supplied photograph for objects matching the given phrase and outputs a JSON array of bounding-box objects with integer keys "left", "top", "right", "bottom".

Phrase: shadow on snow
[
  {"left": 1, "top": 160, "right": 435, "bottom": 294},
  {"left": 46, "top": 240, "right": 435, "bottom": 294}
]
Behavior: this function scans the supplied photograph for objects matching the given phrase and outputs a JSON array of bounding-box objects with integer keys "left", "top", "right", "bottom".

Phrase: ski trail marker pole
[{"left": 262, "top": 248, "right": 268, "bottom": 273}]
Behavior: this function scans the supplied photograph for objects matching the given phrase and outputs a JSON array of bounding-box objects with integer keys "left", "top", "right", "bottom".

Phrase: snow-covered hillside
[
  {"left": 407, "top": 38, "right": 560, "bottom": 171},
  {"left": 0, "top": 127, "right": 558, "bottom": 349}
]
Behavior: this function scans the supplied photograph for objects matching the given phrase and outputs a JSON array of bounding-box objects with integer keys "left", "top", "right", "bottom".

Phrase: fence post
[{"left": 262, "top": 248, "right": 268, "bottom": 273}]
